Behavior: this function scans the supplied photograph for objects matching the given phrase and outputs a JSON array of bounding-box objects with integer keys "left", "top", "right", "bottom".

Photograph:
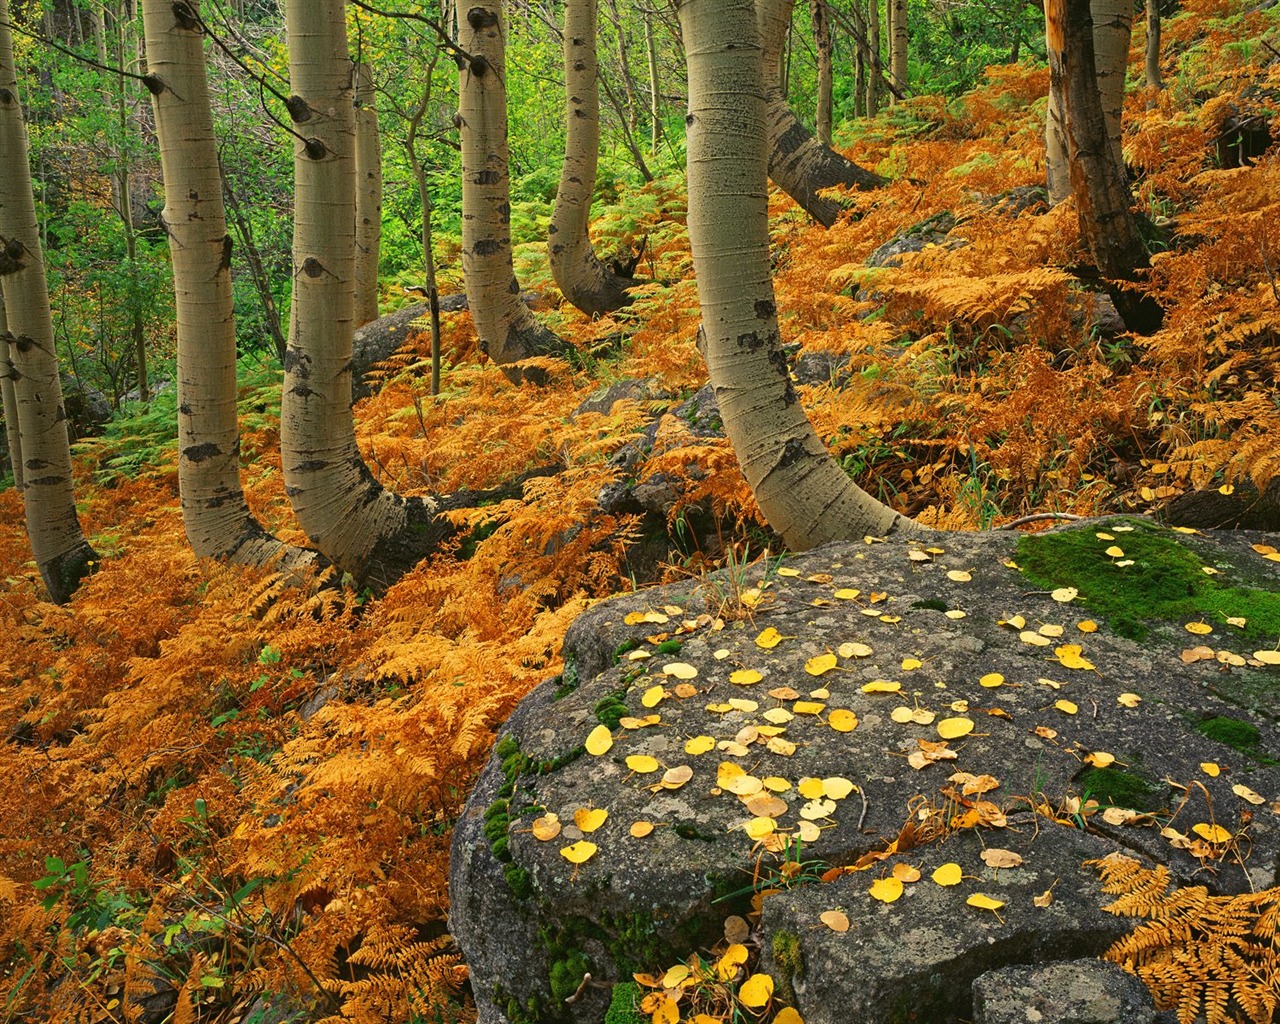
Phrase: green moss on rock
[
  {"left": 604, "top": 982, "right": 646, "bottom": 1024},
  {"left": 1016, "top": 523, "right": 1280, "bottom": 641},
  {"left": 594, "top": 693, "right": 630, "bottom": 730},
  {"left": 1197, "top": 715, "right": 1261, "bottom": 751},
  {"left": 1077, "top": 766, "right": 1159, "bottom": 810},
  {"left": 772, "top": 929, "right": 804, "bottom": 1002}
]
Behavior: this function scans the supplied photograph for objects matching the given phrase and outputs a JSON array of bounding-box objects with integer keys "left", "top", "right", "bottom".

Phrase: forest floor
[{"left": 2, "top": 3, "right": 1279, "bottom": 1022}]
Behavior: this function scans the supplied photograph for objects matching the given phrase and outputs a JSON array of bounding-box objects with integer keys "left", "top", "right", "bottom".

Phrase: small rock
[{"left": 972, "top": 959, "right": 1159, "bottom": 1024}]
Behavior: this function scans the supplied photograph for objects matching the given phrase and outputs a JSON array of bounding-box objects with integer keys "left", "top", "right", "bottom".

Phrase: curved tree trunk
[
  {"left": 354, "top": 62, "right": 382, "bottom": 327},
  {"left": 811, "top": 0, "right": 833, "bottom": 146},
  {"left": 677, "top": 0, "right": 920, "bottom": 550},
  {"left": 459, "top": 2, "right": 566, "bottom": 365},
  {"left": 758, "top": 0, "right": 885, "bottom": 229},
  {"left": 1045, "top": 0, "right": 1130, "bottom": 205},
  {"left": 0, "top": 0, "right": 97, "bottom": 602},
  {"left": 280, "top": 0, "right": 449, "bottom": 586},
  {"left": 1048, "top": 0, "right": 1162, "bottom": 334},
  {"left": 0, "top": 293, "right": 22, "bottom": 490},
  {"left": 550, "top": 0, "right": 633, "bottom": 318},
  {"left": 888, "top": 0, "right": 907, "bottom": 106},
  {"left": 142, "top": 0, "right": 317, "bottom": 570}
]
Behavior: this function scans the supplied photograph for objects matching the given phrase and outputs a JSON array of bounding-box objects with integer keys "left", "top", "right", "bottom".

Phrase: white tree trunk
[
  {"left": 678, "top": 0, "right": 920, "bottom": 549},
  {"left": 0, "top": 0, "right": 97, "bottom": 602},
  {"left": 354, "top": 62, "right": 382, "bottom": 327}
]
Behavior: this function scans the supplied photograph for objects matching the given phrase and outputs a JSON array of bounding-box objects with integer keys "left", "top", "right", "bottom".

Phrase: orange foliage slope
[{"left": 2, "top": 7, "right": 1278, "bottom": 1020}]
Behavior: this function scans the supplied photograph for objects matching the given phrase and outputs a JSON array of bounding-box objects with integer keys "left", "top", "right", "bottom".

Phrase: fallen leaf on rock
[
  {"left": 641, "top": 685, "right": 667, "bottom": 708},
  {"left": 1185, "top": 622, "right": 1213, "bottom": 636},
  {"left": 1084, "top": 751, "right": 1116, "bottom": 768},
  {"left": 947, "top": 570, "right": 972, "bottom": 583},
  {"left": 766, "top": 736, "right": 796, "bottom": 756},
  {"left": 793, "top": 701, "right": 826, "bottom": 715},
  {"left": 1254, "top": 650, "right": 1280, "bottom": 665},
  {"left": 660, "top": 766, "right": 693, "bottom": 789},
  {"left": 932, "top": 863, "right": 963, "bottom": 886},
  {"left": 797, "top": 821, "right": 822, "bottom": 843},
  {"left": 745, "top": 792, "right": 788, "bottom": 818},
  {"left": 902, "top": 657, "right": 923, "bottom": 670},
  {"left": 1054, "top": 700, "right": 1078, "bottom": 715},
  {"left": 828, "top": 709, "right": 859, "bottom": 732},
  {"left": 1033, "top": 888, "right": 1054, "bottom": 908},
  {"left": 626, "top": 755, "right": 661, "bottom": 774},
  {"left": 980, "top": 848, "right": 1023, "bottom": 869},
  {"left": 1192, "top": 823, "right": 1232, "bottom": 844},
  {"left": 619, "top": 715, "right": 661, "bottom": 729},
  {"left": 1233, "top": 783, "right": 1265, "bottom": 805},
  {"left": 763, "top": 708, "right": 794, "bottom": 725},
  {"left": 869, "top": 877, "right": 904, "bottom": 903},
  {"left": 1200, "top": 762, "right": 1220, "bottom": 777},
  {"left": 820, "top": 909, "right": 850, "bottom": 932},
  {"left": 744, "top": 817, "right": 776, "bottom": 840},
  {"left": 979, "top": 672, "right": 1005, "bottom": 688},
  {"left": 1117, "top": 692, "right": 1142, "bottom": 707},
  {"left": 967, "top": 893, "right": 1005, "bottom": 912},
  {"left": 833, "top": 588, "right": 861, "bottom": 600},
  {"left": 892, "top": 863, "right": 921, "bottom": 882},
  {"left": 532, "top": 814, "right": 562, "bottom": 841},
  {"left": 1034, "top": 725, "right": 1058, "bottom": 739},
  {"left": 839, "top": 642, "right": 873, "bottom": 658},
  {"left": 773, "top": 1008, "right": 803, "bottom": 1024},
  {"left": 945, "top": 610, "right": 967, "bottom": 619},
  {"left": 1051, "top": 587, "right": 1078, "bottom": 603},
  {"left": 1077, "top": 620, "right": 1098, "bottom": 633},
  {"left": 1161, "top": 826, "right": 1191, "bottom": 849},
  {"left": 800, "top": 799, "right": 837, "bottom": 820},
  {"left": 630, "top": 821, "right": 655, "bottom": 838},
  {"left": 586, "top": 725, "right": 614, "bottom": 755},
  {"left": 762, "top": 776, "right": 791, "bottom": 792},
  {"left": 575, "top": 808, "right": 608, "bottom": 832},
  {"left": 728, "top": 698, "right": 759, "bottom": 712},
  {"left": 730, "top": 668, "right": 763, "bottom": 685},
  {"left": 684, "top": 735, "right": 715, "bottom": 756},
  {"left": 561, "top": 840, "right": 598, "bottom": 864},
  {"left": 1020, "top": 631, "right": 1052, "bottom": 647},
  {"left": 715, "top": 944, "right": 749, "bottom": 981},
  {"left": 755, "top": 628, "right": 784, "bottom": 649},
  {"left": 937, "top": 717, "right": 974, "bottom": 740},
  {"left": 823, "top": 777, "right": 856, "bottom": 800},
  {"left": 1000, "top": 614, "right": 1027, "bottom": 629},
  {"left": 862, "top": 680, "right": 901, "bottom": 694},
  {"left": 776, "top": 566, "right": 801, "bottom": 578},
  {"left": 1054, "top": 644, "right": 1094, "bottom": 670}
]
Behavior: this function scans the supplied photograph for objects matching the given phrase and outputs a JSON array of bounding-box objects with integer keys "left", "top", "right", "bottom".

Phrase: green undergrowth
[{"left": 1016, "top": 523, "right": 1280, "bottom": 641}]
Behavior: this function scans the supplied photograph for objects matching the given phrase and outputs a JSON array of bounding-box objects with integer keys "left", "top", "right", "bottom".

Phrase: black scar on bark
[
  {"left": 467, "top": 7, "right": 500, "bottom": 29},
  {"left": 304, "top": 138, "right": 327, "bottom": 160},
  {"left": 472, "top": 239, "right": 502, "bottom": 256},
  {"left": 776, "top": 436, "right": 810, "bottom": 468},
  {"left": 171, "top": 2, "right": 201, "bottom": 31},
  {"left": 285, "top": 95, "right": 312, "bottom": 123},
  {"left": 470, "top": 55, "right": 491, "bottom": 78},
  {"left": 301, "top": 257, "right": 326, "bottom": 278},
  {"left": 755, "top": 299, "right": 775, "bottom": 319},
  {"left": 182, "top": 442, "right": 222, "bottom": 463},
  {"left": 220, "top": 235, "right": 233, "bottom": 271},
  {"left": 475, "top": 169, "right": 500, "bottom": 185},
  {"left": 736, "top": 330, "right": 766, "bottom": 351},
  {"left": 141, "top": 74, "right": 165, "bottom": 96}
]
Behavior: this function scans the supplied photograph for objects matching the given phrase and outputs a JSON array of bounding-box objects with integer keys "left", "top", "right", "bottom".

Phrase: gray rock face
[
  {"left": 449, "top": 523, "right": 1280, "bottom": 1024},
  {"left": 972, "top": 959, "right": 1160, "bottom": 1024}
]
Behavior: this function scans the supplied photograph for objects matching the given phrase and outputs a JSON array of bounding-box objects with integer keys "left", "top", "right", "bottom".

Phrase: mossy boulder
[{"left": 450, "top": 521, "right": 1280, "bottom": 1024}]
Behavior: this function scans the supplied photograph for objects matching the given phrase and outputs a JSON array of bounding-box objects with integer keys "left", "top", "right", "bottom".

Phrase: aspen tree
[
  {"left": 757, "top": 0, "right": 884, "bottom": 228},
  {"left": 142, "top": 0, "right": 317, "bottom": 569},
  {"left": 677, "top": 0, "right": 922, "bottom": 549},
  {"left": 0, "top": 292, "right": 21, "bottom": 491},
  {"left": 0, "top": 0, "right": 98, "bottom": 602},
  {"left": 354, "top": 62, "right": 382, "bottom": 327},
  {"left": 889, "top": 0, "right": 907, "bottom": 106},
  {"left": 549, "top": 0, "right": 633, "bottom": 317},
  {"left": 811, "top": 0, "right": 834, "bottom": 146}
]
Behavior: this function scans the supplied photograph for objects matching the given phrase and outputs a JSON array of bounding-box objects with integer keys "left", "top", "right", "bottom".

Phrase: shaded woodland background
[{"left": 1, "top": 0, "right": 1279, "bottom": 1021}]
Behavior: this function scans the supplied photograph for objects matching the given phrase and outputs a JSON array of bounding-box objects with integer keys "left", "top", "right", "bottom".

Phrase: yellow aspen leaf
[
  {"left": 1054, "top": 700, "right": 1078, "bottom": 715},
  {"left": 714, "top": 649, "right": 730, "bottom": 659},
  {"left": 1034, "top": 726, "right": 1058, "bottom": 739},
  {"left": 828, "top": 709, "right": 859, "bottom": 732},
  {"left": 1117, "top": 692, "right": 1142, "bottom": 707},
  {"left": 729, "top": 668, "right": 763, "bottom": 685},
  {"left": 755, "top": 628, "right": 784, "bottom": 649},
  {"left": 834, "top": 588, "right": 861, "bottom": 600},
  {"left": 932, "top": 863, "right": 963, "bottom": 886},
  {"left": 773, "top": 1009, "right": 804, "bottom": 1024},
  {"left": 561, "top": 840, "right": 598, "bottom": 864},
  {"left": 531, "top": 814, "right": 561, "bottom": 841},
  {"left": 776, "top": 566, "right": 801, "bottom": 577},
  {"left": 937, "top": 717, "right": 974, "bottom": 740},
  {"left": 628, "top": 650, "right": 652, "bottom": 660},
  {"left": 762, "top": 776, "right": 791, "bottom": 792},
  {"left": 797, "top": 820, "right": 822, "bottom": 843},
  {"left": 723, "top": 774, "right": 763, "bottom": 796},
  {"left": 793, "top": 701, "right": 826, "bottom": 715},
  {"left": 1033, "top": 889, "right": 1054, "bottom": 908},
  {"left": 809, "top": 687, "right": 830, "bottom": 699},
  {"left": 980, "top": 849, "right": 1023, "bottom": 869},
  {"left": 768, "top": 685, "right": 800, "bottom": 700},
  {"left": 1185, "top": 622, "right": 1213, "bottom": 636},
  {"left": 1218, "top": 485, "right": 1235, "bottom": 496},
  {"left": 798, "top": 777, "right": 825, "bottom": 799},
  {"left": 663, "top": 662, "right": 698, "bottom": 680},
  {"left": 630, "top": 821, "right": 655, "bottom": 838},
  {"left": 575, "top": 808, "right": 608, "bottom": 832},
  {"left": 1038, "top": 624, "right": 1064, "bottom": 638},
  {"left": 626, "top": 755, "right": 661, "bottom": 774},
  {"left": 862, "top": 680, "right": 901, "bottom": 694},
  {"left": 1192, "top": 823, "right": 1232, "bottom": 844},
  {"left": 879, "top": 614, "right": 902, "bottom": 624},
  {"left": 660, "top": 766, "right": 693, "bottom": 789},
  {"left": 1112, "top": 525, "right": 1134, "bottom": 532},
  {"left": 927, "top": 546, "right": 947, "bottom": 555},
  {"left": 1050, "top": 587, "right": 1078, "bottom": 603},
  {"left": 1054, "top": 644, "right": 1094, "bottom": 670},
  {"left": 744, "top": 792, "right": 787, "bottom": 818},
  {"left": 839, "top": 641, "right": 873, "bottom": 658},
  {"left": 820, "top": 910, "right": 850, "bottom": 932},
  {"left": 738, "top": 974, "right": 774, "bottom": 1009},
  {"left": 892, "top": 863, "right": 921, "bottom": 882},
  {"left": 890, "top": 706, "right": 914, "bottom": 724},
  {"left": 901, "top": 657, "right": 923, "bottom": 670},
  {"left": 684, "top": 735, "right": 715, "bottom": 756},
  {"left": 620, "top": 715, "right": 661, "bottom": 729},
  {"left": 586, "top": 724, "right": 614, "bottom": 756},
  {"left": 805, "top": 653, "right": 838, "bottom": 676},
  {"left": 660, "top": 964, "right": 690, "bottom": 989},
  {"left": 744, "top": 817, "right": 776, "bottom": 840},
  {"left": 946, "top": 609, "right": 968, "bottom": 619},
  {"left": 1252, "top": 544, "right": 1278, "bottom": 555},
  {"left": 1020, "top": 631, "right": 1052, "bottom": 647},
  {"left": 947, "top": 570, "right": 972, "bottom": 583},
  {"left": 642, "top": 685, "right": 669, "bottom": 708},
  {"left": 822, "top": 777, "right": 855, "bottom": 800},
  {"left": 1264, "top": 553, "right": 1280, "bottom": 562},
  {"left": 715, "top": 944, "right": 749, "bottom": 981},
  {"left": 728, "top": 698, "right": 759, "bottom": 712},
  {"left": 1200, "top": 762, "right": 1220, "bottom": 777},
  {"left": 650, "top": 994, "right": 679, "bottom": 1024},
  {"left": 1077, "top": 620, "right": 1098, "bottom": 633},
  {"left": 762, "top": 708, "right": 794, "bottom": 725},
  {"left": 907, "top": 549, "right": 931, "bottom": 562},
  {"left": 979, "top": 673, "right": 1005, "bottom": 688},
  {"left": 1000, "top": 614, "right": 1027, "bottom": 629},
  {"left": 1253, "top": 650, "right": 1280, "bottom": 665},
  {"left": 800, "top": 798, "right": 836, "bottom": 820},
  {"left": 1084, "top": 752, "right": 1116, "bottom": 768},
  {"left": 673, "top": 683, "right": 698, "bottom": 698},
  {"left": 1233, "top": 783, "right": 1265, "bottom": 805},
  {"left": 1202, "top": 566, "right": 1220, "bottom": 575},
  {"left": 869, "top": 877, "right": 904, "bottom": 903},
  {"left": 718, "top": 762, "right": 746, "bottom": 782},
  {"left": 1104, "top": 546, "right": 1125, "bottom": 558},
  {"left": 966, "top": 893, "right": 1005, "bottom": 911},
  {"left": 808, "top": 573, "right": 835, "bottom": 584},
  {"left": 1095, "top": 532, "right": 1115, "bottom": 541}
]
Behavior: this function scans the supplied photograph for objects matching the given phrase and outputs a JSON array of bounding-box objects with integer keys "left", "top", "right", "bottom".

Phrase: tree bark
[
  {"left": 550, "top": 0, "right": 633, "bottom": 318},
  {"left": 404, "top": 74, "right": 443, "bottom": 394},
  {"left": 280, "top": 0, "right": 449, "bottom": 585},
  {"left": 0, "top": 292, "right": 22, "bottom": 490},
  {"left": 353, "top": 62, "right": 382, "bottom": 327},
  {"left": 758, "top": 0, "right": 885, "bottom": 228},
  {"left": 811, "top": 0, "right": 834, "bottom": 147},
  {"left": 142, "top": 0, "right": 317, "bottom": 571},
  {"left": 676, "top": 0, "right": 921, "bottom": 550},
  {"left": 458, "top": 1, "right": 567, "bottom": 365},
  {"left": 645, "top": 10, "right": 661, "bottom": 154},
  {"left": 0, "top": 0, "right": 98, "bottom": 602},
  {"left": 1047, "top": 0, "right": 1162, "bottom": 333},
  {"left": 1145, "top": 0, "right": 1163, "bottom": 93},
  {"left": 866, "top": 0, "right": 880, "bottom": 114},
  {"left": 889, "top": 0, "right": 907, "bottom": 106}
]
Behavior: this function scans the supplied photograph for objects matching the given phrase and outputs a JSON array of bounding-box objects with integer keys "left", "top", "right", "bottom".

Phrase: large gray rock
[
  {"left": 450, "top": 521, "right": 1280, "bottom": 1024},
  {"left": 972, "top": 959, "right": 1162, "bottom": 1024}
]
